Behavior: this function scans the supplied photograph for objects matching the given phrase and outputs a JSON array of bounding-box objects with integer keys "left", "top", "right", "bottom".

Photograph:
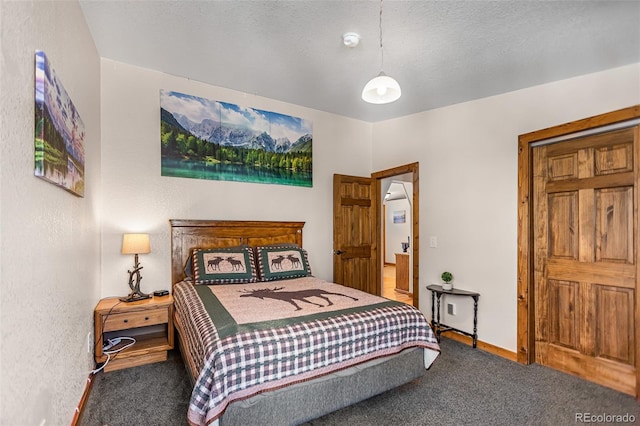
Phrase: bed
[{"left": 170, "top": 219, "right": 440, "bottom": 426}]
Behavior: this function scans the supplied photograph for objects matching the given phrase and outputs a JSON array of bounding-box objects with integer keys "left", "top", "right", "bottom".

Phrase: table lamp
[{"left": 120, "top": 233, "right": 151, "bottom": 302}]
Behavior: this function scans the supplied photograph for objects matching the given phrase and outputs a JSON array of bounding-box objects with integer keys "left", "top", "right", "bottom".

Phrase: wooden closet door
[{"left": 533, "top": 126, "right": 638, "bottom": 395}]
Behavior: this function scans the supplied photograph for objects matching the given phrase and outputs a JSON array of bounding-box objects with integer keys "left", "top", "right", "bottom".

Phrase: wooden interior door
[
  {"left": 533, "top": 126, "right": 639, "bottom": 395},
  {"left": 333, "top": 174, "right": 376, "bottom": 294}
]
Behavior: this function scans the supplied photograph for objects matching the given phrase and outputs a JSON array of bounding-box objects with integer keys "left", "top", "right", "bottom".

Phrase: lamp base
[{"left": 119, "top": 292, "right": 151, "bottom": 303}]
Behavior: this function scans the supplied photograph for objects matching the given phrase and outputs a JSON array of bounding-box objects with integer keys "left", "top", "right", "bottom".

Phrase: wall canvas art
[
  {"left": 34, "top": 50, "right": 85, "bottom": 197},
  {"left": 393, "top": 210, "right": 406, "bottom": 224},
  {"left": 160, "top": 90, "right": 312, "bottom": 187}
]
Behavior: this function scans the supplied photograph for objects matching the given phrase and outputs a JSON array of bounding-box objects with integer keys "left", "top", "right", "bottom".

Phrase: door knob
[{"left": 333, "top": 250, "right": 346, "bottom": 255}]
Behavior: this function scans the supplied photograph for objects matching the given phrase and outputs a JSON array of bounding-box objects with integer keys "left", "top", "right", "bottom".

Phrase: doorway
[
  {"left": 517, "top": 105, "right": 640, "bottom": 398},
  {"left": 373, "top": 163, "right": 419, "bottom": 308},
  {"left": 381, "top": 178, "right": 414, "bottom": 304}
]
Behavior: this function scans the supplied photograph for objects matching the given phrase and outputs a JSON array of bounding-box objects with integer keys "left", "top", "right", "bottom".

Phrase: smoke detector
[{"left": 342, "top": 32, "right": 360, "bottom": 48}]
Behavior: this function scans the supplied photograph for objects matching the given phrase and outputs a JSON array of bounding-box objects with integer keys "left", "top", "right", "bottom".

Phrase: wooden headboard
[{"left": 169, "top": 220, "right": 305, "bottom": 286}]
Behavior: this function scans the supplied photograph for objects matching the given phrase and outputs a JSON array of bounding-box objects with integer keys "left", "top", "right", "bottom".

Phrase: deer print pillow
[
  {"left": 254, "top": 245, "right": 312, "bottom": 281},
  {"left": 192, "top": 247, "right": 258, "bottom": 285}
]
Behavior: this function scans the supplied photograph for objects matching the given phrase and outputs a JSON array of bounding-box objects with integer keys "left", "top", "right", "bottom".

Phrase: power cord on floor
[{"left": 91, "top": 337, "right": 136, "bottom": 375}]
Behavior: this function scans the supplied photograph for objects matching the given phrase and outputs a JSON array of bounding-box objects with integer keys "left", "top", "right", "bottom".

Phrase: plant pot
[{"left": 442, "top": 283, "right": 453, "bottom": 291}]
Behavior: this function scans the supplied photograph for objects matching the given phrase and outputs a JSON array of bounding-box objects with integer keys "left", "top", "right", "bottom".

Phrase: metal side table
[{"left": 427, "top": 284, "right": 479, "bottom": 348}]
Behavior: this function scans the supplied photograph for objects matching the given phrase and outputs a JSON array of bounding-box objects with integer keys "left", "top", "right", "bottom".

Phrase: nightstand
[{"left": 94, "top": 295, "right": 174, "bottom": 372}]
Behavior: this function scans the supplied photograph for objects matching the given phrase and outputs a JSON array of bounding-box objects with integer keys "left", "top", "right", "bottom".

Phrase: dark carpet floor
[{"left": 81, "top": 338, "right": 639, "bottom": 426}]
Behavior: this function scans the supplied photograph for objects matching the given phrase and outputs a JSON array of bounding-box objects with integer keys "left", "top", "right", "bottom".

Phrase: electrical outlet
[
  {"left": 87, "top": 331, "right": 93, "bottom": 354},
  {"left": 429, "top": 236, "right": 437, "bottom": 248},
  {"left": 447, "top": 302, "right": 456, "bottom": 316}
]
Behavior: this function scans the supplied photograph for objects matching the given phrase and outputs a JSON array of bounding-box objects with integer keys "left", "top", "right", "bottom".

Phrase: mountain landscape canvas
[
  {"left": 34, "top": 50, "right": 85, "bottom": 196},
  {"left": 160, "top": 90, "right": 313, "bottom": 187}
]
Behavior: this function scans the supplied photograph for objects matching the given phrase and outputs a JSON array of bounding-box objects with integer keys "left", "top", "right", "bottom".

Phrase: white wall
[
  {"left": 100, "top": 59, "right": 372, "bottom": 298},
  {"left": 385, "top": 197, "right": 412, "bottom": 264},
  {"left": 0, "top": 1, "right": 101, "bottom": 425},
  {"left": 385, "top": 193, "right": 413, "bottom": 293},
  {"left": 372, "top": 63, "right": 640, "bottom": 352}
]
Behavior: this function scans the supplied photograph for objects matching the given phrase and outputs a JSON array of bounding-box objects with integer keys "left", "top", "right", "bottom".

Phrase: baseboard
[
  {"left": 70, "top": 373, "right": 95, "bottom": 426},
  {"left": 441, "top": 331, "right": 517, "bottom": 361}
]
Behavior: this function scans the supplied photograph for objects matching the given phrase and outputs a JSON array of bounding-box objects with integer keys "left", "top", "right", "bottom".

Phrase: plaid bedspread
[{"left": 174, "top": 278, "right": 440, "bottom": 426}]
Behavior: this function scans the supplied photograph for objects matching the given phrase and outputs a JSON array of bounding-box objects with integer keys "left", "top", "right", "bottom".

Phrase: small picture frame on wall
[
  {"left": 34, "top": 50, "right": 85, "bottom": 197},
  {"left": 393, "top": 210, "right": 406, "bottom": 224}
]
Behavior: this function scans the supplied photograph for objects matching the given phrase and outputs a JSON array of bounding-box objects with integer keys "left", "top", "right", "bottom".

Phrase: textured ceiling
[{"left": 79, "top": 1, "right": 640, "bottom": 122}]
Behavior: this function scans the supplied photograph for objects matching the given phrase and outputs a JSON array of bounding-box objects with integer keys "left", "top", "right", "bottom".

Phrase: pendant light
[{"left": 362, "top": 0, "right": 401, "bottom": 104}]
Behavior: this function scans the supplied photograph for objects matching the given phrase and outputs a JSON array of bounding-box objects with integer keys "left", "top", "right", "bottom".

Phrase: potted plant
[{"left": 441, "top": 271, "right": 453, "bottom": 291}]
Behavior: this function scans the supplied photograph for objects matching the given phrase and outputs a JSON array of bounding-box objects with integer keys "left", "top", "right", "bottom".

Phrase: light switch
[{"left": 429, "top": 236, "right": 437, "bottom": 248}]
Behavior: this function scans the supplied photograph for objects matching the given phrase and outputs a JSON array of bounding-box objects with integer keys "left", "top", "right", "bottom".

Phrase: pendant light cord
[{"left": 379, "top": 0, "right": 384, "bottom": 72}]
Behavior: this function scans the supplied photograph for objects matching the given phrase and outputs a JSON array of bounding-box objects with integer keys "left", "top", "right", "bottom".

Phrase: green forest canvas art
[
  {"left": 34, "top": 50, "right": 85, "bottom": 197},
  {"left": 160, "top": 90, "right": 313, "bottom": 187}
]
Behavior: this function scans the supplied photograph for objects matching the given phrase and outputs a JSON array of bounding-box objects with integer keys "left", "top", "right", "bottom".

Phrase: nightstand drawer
[{"left": 104, "top": 308, "right": 168, "bottom": 332}]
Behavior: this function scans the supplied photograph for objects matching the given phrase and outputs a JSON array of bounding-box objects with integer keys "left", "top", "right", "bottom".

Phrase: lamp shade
[
  {"left": 121, "top": 233, "right": 151, "bottom": 255},
  {"left": 361, "top": 72, "right": 401, "bottom": 104}
]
